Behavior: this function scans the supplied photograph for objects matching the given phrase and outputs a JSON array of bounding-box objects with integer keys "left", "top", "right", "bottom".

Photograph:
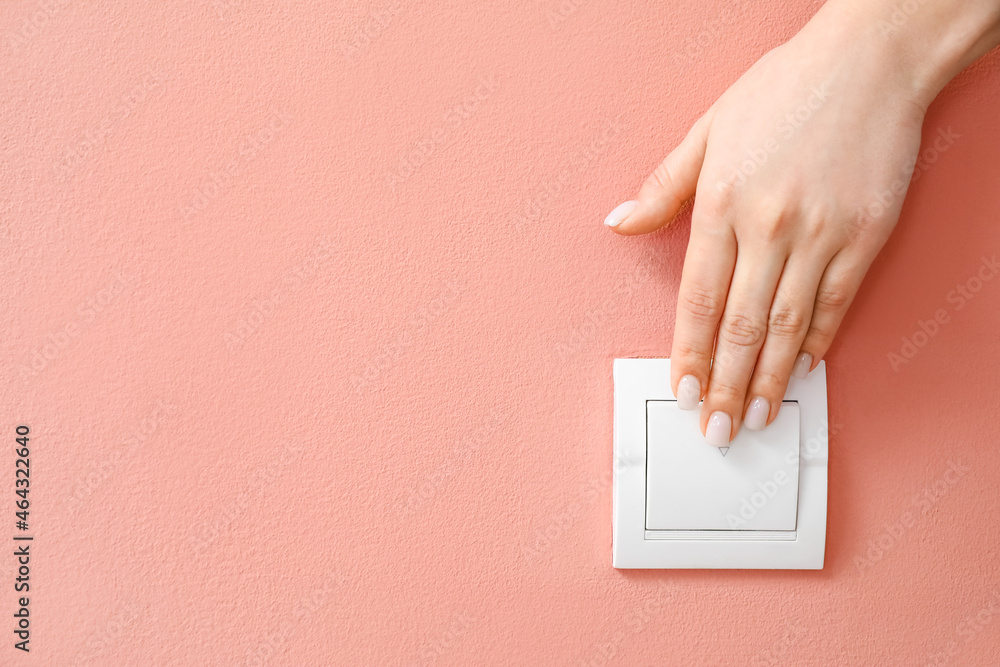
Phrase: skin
[{"left": 606, "top": 0, "right": 1000, "bottom": 444}]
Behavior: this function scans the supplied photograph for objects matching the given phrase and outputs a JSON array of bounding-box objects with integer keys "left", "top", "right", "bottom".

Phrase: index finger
[{"left": 669, "top": 206, "right": 737, "bottom": 414}]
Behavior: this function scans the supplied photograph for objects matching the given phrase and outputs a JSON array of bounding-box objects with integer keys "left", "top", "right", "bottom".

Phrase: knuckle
[
  {"left": 815, "top": 284, "right": 852, "bottom": 310},
  {"left": 843, "top": 210, "right": 877, "bottom": 244},
  {"left": 650, "top": 161, "right": 676, "bottom": 194},
  {"left": 750, "top": 367, "right": 787, "bottom": 393},
  {"left": 804, "top": 321, "right": 834, "bottom": 347},
  {"left": 673, "top": 343, "right": 713, "bottom": 369},
  {"left": 767, "top": 306, "right": 806, "bottom": 338},
  {"left": 719, "top": 312, "right": 765, "bottom": 348},
  {"left": 756, "top": 218, "right": 787, "bottom": 243},
  {"left": 751, "top": 198, "right": 791, "bottom": 242},
  {"left": 800, "top": 216, "right": 829, "bottom": 243},
  {"left": 704, "top": 182, "right": 736, "bottom": 212},
  {"left": 846, "top": 206, "right": 897, "bottom": 243},
  {"left": 708, "top": 377, "right": 745, "bottom": 402},
  {"left": 679, "top": 286, "right": 723, "bottom": 322},
  {"left": 843, "top": 214, "right": 865, "bottom": 239}
]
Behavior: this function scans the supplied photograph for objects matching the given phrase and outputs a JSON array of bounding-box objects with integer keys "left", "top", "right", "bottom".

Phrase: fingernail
[
  {"left": 677, "top": 375, "right": 701, "bottom": 410},
  {"left": 705, "top": 411, "right": 732, "bottom": 447},
  {"left": 603, "top": 200, "right": 638, "bottom": 227},
  {"left": 744, "top": 397, "right": 770, "bottom": 431},
  {"left": 792, "top": 352, "right": 813, "bottom": 379}
]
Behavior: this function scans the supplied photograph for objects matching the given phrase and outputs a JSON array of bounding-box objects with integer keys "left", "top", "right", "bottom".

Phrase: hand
[{"left": 603, "top": 6, "right": 944, "bottom": 445}]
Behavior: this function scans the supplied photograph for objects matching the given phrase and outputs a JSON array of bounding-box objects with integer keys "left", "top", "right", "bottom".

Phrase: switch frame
[{"left": 612, "top": 358, "right": 829, "bottom": 569}]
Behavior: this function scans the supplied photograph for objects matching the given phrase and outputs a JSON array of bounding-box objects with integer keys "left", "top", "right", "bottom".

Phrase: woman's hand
[{"left": 604, "top": 0, "right": 1000, "bottom": 446}]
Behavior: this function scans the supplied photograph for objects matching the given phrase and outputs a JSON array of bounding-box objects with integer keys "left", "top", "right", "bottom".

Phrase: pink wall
[{"left": 3, "top": 0, "right": 1000, "bottom": 664}]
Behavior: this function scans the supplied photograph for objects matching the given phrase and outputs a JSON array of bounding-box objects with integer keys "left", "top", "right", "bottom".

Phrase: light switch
[
  {"left": 645, "top": 401, "right": 800, "bottom": 531},
  {"left": 612, "top": 358, "right": 829, "bottom": 569}
]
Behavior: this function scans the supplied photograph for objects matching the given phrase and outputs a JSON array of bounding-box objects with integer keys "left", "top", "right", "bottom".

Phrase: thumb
[{"left": 604, "top": 112, "right": 711, "bottom": 235}]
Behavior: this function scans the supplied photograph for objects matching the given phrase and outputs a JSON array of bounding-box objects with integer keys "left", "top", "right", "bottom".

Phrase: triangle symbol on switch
[{"left": 719, "top": 447, "right": 730, "bottom": 457}]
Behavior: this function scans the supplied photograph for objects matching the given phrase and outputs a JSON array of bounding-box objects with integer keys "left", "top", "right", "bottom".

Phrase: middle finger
[{"left": 700, "top": 243, "right": 787, "bottom": 445}]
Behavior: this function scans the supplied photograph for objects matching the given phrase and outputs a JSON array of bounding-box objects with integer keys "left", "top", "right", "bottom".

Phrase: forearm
[{"left": 805, "top": 0, "right": 1000, "bottom": 107}]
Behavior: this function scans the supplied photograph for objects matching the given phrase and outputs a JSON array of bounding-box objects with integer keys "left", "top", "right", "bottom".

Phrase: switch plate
[
  {"left": 612, "top": 358, "right": 829, "bottom": 569},
  {"left": 646, "top": 400, "right": 800, "bottom": 531}
]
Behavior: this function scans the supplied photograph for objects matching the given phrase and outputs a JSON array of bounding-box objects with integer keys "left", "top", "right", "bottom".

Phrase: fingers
[
  {"left": 604, "top": 112, "right": 712, "bottom": 235},
  {"left": 669, "top": 215, "right": 867, "bottom": 445},
  {"left": 796, "top": 248, "right": 869, "bottom": 370},
  {"left": 668, "top": 211, "right": 737, "bottom": 413},
  {"left": 696, "top": 244, "right": 787, "bottom": 446},
  {"left": 741, "top": 253, "right": 829, "bottom": 431}
]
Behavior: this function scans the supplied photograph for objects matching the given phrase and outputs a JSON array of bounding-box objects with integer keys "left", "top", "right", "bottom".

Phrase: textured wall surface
[{"left": 2, "top": 0, "right": 1000, "bottom": 664}]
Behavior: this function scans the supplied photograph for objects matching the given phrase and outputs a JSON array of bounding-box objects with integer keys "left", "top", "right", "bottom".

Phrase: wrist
[{"left": 806, "top": 0, "right": 1000, "bottom": 109}]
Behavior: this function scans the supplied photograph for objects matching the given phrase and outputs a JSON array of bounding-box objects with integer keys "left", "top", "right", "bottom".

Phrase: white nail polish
[
  {"left": 603, "top": 200, "right": 638, "bottom": 227},
  {"left": 677, "top": 375, "right": 700, "bottom": 410},
  {"left": 744, "top": 397, "right": 770, "bottom": 431},
  {"left": 705, "top": 411, "right": 731, "bottom": 447},
  {"left": 792, "top": 352, "right": 813, "bottom": 379}
]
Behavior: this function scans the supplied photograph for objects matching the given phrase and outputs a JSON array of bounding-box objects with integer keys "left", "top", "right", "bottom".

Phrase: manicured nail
[
  {"left": 677, "top": 375, "right": 700, "bottom": 410},
  {"left": 792, "top": 352, "right": 813, "bottom": 379},
  {"left": 603, "top": 200, "right": 638, "bottom": 227},
  {"left": 705, "top": 411, "right": 732, "bottom": 447},
  {"left": 744, "top": 397, "right": 770, "bottom": 431}
]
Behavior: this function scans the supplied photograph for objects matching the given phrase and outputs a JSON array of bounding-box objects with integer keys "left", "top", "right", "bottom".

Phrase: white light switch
[
  {"left": 645, "top": 401, "right": 800, "bottom": 531},
  {"left": 612, "top": 358, "right": 829, "bottom": 569}
]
